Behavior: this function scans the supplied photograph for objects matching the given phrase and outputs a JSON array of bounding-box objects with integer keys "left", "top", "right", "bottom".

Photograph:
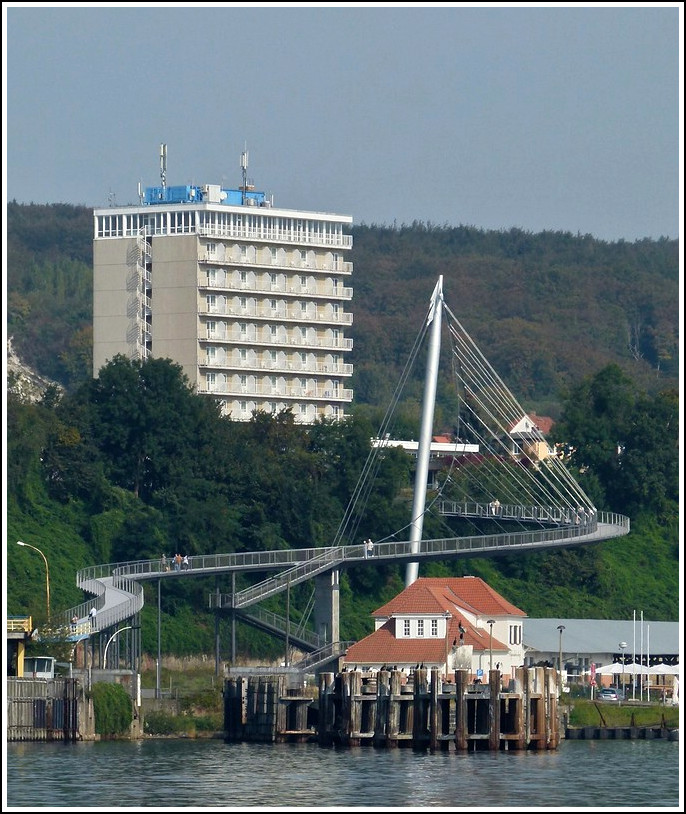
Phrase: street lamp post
[
  {"left": 17, "top": 541, "right": 50, "bottom": 620},
  {"left": 487, "top": 619, "right": 495, "bottom": 674},
  {"left": 619, "top": 641, "right": 627, "bottom": 699},
  {"left": 444, "top": 610, "right": 452, "bottom": 678},
  {"left": 557, "top": 624, "right": 566, "bottom": 675}
]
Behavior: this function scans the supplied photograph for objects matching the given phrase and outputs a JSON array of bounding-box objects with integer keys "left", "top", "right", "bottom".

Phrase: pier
[{"left": 224, "top": 665, "right": 561, "bottom": 751}]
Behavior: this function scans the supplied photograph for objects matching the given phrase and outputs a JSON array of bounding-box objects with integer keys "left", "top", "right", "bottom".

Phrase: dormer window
[
  {"left": 417, "top": 619, "right": 424, "bottom": 637},
  {"left": 431, "top": 618, "right": 438, "bottom": 636},
  {"left": 403, "top": 619, "right": 410, "bottom": 637}
]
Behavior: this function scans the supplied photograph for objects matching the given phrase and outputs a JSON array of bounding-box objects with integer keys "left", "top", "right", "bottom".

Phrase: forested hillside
[
  {"left": 7, "top": 202, "right": 679, "bottom": 411},
  {"left": 5, "top": 203, "right": 679, "bottom": 659}
]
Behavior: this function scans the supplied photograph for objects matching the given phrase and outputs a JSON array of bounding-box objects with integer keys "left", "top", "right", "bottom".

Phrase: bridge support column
[{"left": 314, "top": 569, "right": 340, "bottom": 644}]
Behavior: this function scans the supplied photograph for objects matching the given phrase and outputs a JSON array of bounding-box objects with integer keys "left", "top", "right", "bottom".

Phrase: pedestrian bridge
[
  {"left": 60, "top": 280, "right": 633, "bottom": 664},
  {"left": 62, "top": 506, "right": 629, "bottom": 643}
]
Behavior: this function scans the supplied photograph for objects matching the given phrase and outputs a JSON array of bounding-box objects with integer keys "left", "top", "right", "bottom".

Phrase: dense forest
[{"left": 5, "top": 202, "right": 679, "bottom": 659}]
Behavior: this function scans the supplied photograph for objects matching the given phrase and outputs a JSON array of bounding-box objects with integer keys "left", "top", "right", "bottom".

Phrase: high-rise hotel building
[{"left": 93, "top": 161, "right": 353, "bottom": 423}]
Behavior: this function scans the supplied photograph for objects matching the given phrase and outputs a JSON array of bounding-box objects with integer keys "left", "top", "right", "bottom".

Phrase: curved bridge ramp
[{"left": 62, "top": 511, "right": 629, "bottom": 634}]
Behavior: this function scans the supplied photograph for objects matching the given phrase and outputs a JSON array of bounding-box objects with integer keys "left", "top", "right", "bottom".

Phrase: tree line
[{"left": 7, "top": 354, "right": 678, "bottom": 657}]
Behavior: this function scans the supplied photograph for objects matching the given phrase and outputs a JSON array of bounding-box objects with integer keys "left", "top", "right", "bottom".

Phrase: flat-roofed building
[{"left": 93, "top": 150, "right": 353, "bottom": 423}]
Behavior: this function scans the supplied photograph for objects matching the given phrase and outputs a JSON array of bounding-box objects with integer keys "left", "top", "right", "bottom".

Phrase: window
[
  {"left": 240, "top": 375, "right": 247, "bottom": 391},
  {"left": 240, "top": 245, "right": 248, "bottom": 261},
  {"left": 239, "top": 323, "right": 247, "bottom": 336},
  {"left": 509, "top": 625, "right": 521, "bottom": 645},
  {"left": 240, "top": 270, "right": 247, "bottom": 283},
  {"left": 206, "top": 242, "right": 216, "bottom": 256},
  {"left": 270, "top": 325, "right": 277, "bottom": 337},
  {"left": 300, "top": 352, "right": 307, "bottom": 367},
  {"left": 207, "top": 347, "right": 216, "bottom": 362},
  {"left": 270, "top": 272, "right": 278, "bottom": 286},
  {"left": 403, "top": 620, "right": 411, "bottom": 637},
  {"left": 207, "top": 294, "right": 217, "bottom": 312},
  {"left": 417, "top": 619, "right": 424, "bottom": 637},
  {"left": 431, "top": 619, "right": 438, "bottom": 637},
  {"left": 300, "top": 274, "right": 307, "bottom": 288},
  {"left": 270, "top": 351, "right": 277, "bottom": 365},
  {"left": 239, "top": 348, "right": 247, "bottom": 361},
  {"left": 300, "top": 301, "right": 307, "bottom": 313},
  {"left": 270, "top": 247, "right": 277, "bottom": 264},
  {"left": 300, "top": 327, "right": 307, "bottom": 341},
  {"left": 206, "top": 372, "right": 215, "bottom": 389},
  {"left": 239, "top": 296, "right": 247, "bottom": 311},
  {"left": 206, "top": 321, "right": 216, "bottom": 338},
  {"left": 270, "top": 299, "right": 277, "bottom": 311}
]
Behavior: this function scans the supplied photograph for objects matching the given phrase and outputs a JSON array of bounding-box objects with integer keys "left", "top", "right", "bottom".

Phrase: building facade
[
  {"left": 93, "top": 167, "right": 353, "bottom": 423},
  {"left": 341, "top": 576, "right": 527, "bottom": 680}
]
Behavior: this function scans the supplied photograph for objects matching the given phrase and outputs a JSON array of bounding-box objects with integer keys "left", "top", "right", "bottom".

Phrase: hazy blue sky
[{"left": 4, "top": 4, "right": 682, "bottom": 242}]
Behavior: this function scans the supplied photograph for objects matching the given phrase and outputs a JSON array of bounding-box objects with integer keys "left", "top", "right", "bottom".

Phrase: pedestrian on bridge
[
  {"left": 366, "top": 539, "right": 375, "bottom": 558},
  {"left": 89, "top": 606, "right": 97, "bottom": 630},
  {"left": 182, "top": 554, "right": 189, "bottom": 570}
]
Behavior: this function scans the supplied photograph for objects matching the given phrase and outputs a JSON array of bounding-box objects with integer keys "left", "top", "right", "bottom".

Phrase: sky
[{"left": 3, "top": 3, "right": 683, "bottom": 243}]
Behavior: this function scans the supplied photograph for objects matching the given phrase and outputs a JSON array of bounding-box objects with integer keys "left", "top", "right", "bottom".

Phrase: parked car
[{"left": 597, "top": 688, "right": 619, "bottom": 701}]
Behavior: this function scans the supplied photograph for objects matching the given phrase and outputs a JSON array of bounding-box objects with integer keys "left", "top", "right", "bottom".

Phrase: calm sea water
[{"left": 4, "top": 737, "right": 682, "bottom": 810}]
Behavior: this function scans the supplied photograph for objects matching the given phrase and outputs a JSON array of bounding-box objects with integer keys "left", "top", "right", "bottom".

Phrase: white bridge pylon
[{"left": 63, "top": 279, "right": 630, "bottom": 635}]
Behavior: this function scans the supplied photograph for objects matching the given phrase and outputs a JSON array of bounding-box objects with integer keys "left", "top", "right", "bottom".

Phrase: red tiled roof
[
  {"left": 372, "top": 577, "right": 526, "bottom": 619},
  {"left": 529, "top": 413, "right": 554, "bottom": 435},
  {"left": 343, "top": 577, "right": 523, "bottom": 667},
  {"left": 345, "top": 619, "right": 508, "bottom": 665},
  {"left": 507, "top": 413, "right": 554, "bottom": 435}
]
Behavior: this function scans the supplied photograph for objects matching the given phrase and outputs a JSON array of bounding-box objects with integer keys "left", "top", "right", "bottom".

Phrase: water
[{"left": 4, "top": 737, "right": 682, "bottom": 810}]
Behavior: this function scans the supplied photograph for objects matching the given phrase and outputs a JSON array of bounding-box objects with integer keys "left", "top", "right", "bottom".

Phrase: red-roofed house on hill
[
  {"left": 342, "top": 576, "right": 527, "bottom": 680},
  {"left": 505, "top": 413, "right": 555, "bottom": 463}
]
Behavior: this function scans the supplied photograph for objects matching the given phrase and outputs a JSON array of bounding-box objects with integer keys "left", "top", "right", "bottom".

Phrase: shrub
[{"left": 92, "top": 682, "right": 133, "bottom": 736}]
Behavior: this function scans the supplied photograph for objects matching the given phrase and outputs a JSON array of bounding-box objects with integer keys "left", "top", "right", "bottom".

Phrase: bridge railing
[
  {"left": 291, "top": 641, "right": 355, "bottom": 671},
  {"left": 437, "top": 500, "right": 598, "bottom": 525},
  {"left": 90, "top": 546, "right": 327, "bottom": 582},
  {"left": 234, "top": 605, "right": 323, "bottom": 650},
  {"left": 233, "top": 547, "right": 346, "bottom": 608},
  {"left": 341, "top": 518, "right": 610, "bottom": 563}
]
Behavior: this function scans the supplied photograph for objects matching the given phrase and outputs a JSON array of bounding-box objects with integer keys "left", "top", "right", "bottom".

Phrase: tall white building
[{"left": 93, "top": 155, "right": 354, "bottom": 423}]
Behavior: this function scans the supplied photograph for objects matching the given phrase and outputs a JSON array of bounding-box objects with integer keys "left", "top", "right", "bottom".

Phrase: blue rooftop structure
[{"left": 143, "top": 184, "right": 267, "bottom": 207}]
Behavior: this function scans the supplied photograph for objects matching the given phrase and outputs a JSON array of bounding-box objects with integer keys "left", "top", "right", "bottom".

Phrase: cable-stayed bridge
[{"left": 58, "top": 278, "right": 630, "bottom": 671}]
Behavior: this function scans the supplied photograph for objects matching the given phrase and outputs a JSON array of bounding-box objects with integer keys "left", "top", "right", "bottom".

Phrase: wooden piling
[{"left": 225, "top": 665, "right": 563, "bottom": 751}]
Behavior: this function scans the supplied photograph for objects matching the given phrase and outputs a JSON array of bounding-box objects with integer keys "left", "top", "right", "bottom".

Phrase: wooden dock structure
[
  {"left": 6, "top": 677, "right": 83, "bottom": 742},
  {"left": 224, "top": 666, "right": 561, "bottom": 750},
  {"left": 224, "top": 674, "right": 316, "bottom": 743}
]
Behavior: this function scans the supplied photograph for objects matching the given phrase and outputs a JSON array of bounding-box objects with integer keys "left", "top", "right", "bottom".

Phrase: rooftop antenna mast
[
  {"left": 240, "top": 145, "right": 248, "bottom": 205},
  {"left": 160, "top": 143, "right": 167, "bottom": 189}
]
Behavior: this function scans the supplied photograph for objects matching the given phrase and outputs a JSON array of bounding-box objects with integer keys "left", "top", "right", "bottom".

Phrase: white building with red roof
[{"left": 342, "top": 576, "right": 527, "bottom": 680}]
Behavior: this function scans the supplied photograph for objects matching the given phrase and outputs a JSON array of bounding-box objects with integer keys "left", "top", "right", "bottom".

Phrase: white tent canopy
[
  {"left": 594, "top": 662, "right": 651, "bottom": 675},
  {"left": 647, "top": 663, "right": 680, "bottom": 675}
]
